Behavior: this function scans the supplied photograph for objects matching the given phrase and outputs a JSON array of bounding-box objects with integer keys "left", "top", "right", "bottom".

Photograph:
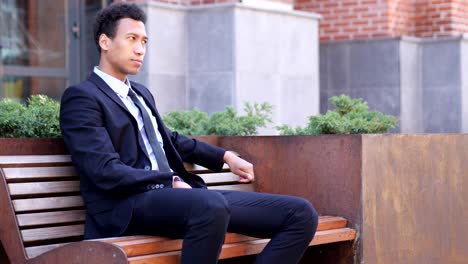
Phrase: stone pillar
[{"left": 134, "top": 3, "right": 321, "bottom": 133}]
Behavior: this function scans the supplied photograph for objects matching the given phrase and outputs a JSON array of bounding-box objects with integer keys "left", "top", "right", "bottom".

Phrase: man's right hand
[{"left": 173, "top": 180, "right": 192, "bottom": 189}]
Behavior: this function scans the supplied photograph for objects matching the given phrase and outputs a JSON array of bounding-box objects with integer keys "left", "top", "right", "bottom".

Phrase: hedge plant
[
  {"left": 277, "top": 95, "right": 398, "bottom": 135},
  {"left": 163, "top": 102, "right": 273, "bottom": 136},
  {"left": 0, "top": 95, "right": 61, "bottom": 138}
]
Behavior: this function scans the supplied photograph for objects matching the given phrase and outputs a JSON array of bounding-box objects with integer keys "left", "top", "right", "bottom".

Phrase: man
[{"left": 60, "top": 3, "right": 318, "bottom": 263}]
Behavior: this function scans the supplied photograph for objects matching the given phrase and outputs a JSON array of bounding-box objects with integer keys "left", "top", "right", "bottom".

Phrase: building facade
[{"left": 1, "top": 0, "right": 467, "bottom": 132}]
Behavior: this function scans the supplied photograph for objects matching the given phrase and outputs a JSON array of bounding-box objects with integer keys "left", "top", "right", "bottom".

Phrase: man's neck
[{"left": 98, "top": 62, "right": 127, "bottom": 82}]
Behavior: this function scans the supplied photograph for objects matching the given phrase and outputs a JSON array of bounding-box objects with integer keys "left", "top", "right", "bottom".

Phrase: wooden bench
[{"left": 0, "top": 155, "right": 356, "bottom": 263}]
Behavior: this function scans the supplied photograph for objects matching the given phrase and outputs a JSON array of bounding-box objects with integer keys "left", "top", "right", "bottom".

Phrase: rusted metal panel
[
  {"left": 219, "top": 135, "right": 363, "bottom": 228},
  {"left": 361, "top": 134, "right": 468, "bottom": 264},
  {"left": 0, "top": 138, "right": 67, "bottom": 155},
  {"left": 219, "top": 135, "right": 362, "bottom": 263}
]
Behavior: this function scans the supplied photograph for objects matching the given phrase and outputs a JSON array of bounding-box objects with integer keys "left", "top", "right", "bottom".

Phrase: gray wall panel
[
  {"left": 422, "top": 86, "right": 461, "bottom": 133},
  {"left": 148, "top": 74, "right": 187, "bottom": 114},
  {"left": 188, "top": 7, "right": 234, "bottom": 73},
  {"left": 421, "top": 40, "right": 461, "bottom": 132},
  {"left": 320, "top": 39, "right": 401, "bottom": 129},
  {"left": 349, "top": 39, "right": 400, "bottom": 90},
  {"left": 188, "top": 72, "right": 234, "bottom": 113}
]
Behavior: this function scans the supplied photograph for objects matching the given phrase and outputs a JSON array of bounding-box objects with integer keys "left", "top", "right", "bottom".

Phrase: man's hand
[
  {"left": 173, "top": 180, "right": 192, "bottom": 189},
  {"left": 223, "top": 151, "right": 254, "bottom": 183}
]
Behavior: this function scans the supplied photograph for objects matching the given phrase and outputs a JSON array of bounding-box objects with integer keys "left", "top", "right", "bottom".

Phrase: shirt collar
[{"left": 93, "top": 66, "right": 131, "bottom": 98}]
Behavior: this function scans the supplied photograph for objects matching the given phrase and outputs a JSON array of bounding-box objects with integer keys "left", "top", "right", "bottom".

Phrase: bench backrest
[{"left": 0, "top": 155, "right": 252, "bottom": 262}]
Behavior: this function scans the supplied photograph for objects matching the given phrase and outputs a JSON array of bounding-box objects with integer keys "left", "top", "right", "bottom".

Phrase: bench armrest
[{"left": 28, "top": 241, "right": 127, "bottom": 264}]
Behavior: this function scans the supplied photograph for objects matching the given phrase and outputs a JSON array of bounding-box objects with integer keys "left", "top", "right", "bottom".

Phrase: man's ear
[{"left": 99, "top": 33, "right": 110, "bottom": 52}]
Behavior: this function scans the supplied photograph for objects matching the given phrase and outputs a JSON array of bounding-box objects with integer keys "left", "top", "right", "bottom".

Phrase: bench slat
[
  {"left": 199, "top": 172, "right": 240, "bottom": 184},
  {"left": 107, "top": 233, "right": 258, "bottom": 258},
  {"left": 105, "top": 216, "right": 347, "bottom": 257},
  {"left": 17, "top": 210, "right": 85, "bottom": 228},
  {"left": 183, "top": 163, "right": 229, "bottom": 174},
  {"left": 319, "top": 216, "right": 348, "bottom": 230},
  {"left": 0, "top": 155, "right": 72, "bottom": 167},
  {"left": 3, "top": 166, "right": 78, "bottom": 181},
  {"left": 13, "top": 196, "right": 85, "bottom": 213},
  {"left": 310, "top": 228, "right": 356, "bottom": 246},
  {"left": 126, "top": 228, "right": 357, "bottom": 263},
  {"left": 8, "top": 181, "right": 80, "bottom": 197},
  {"left": 21, "top": 224, "right": 84, "bottom": 243},
  {"left": 208, "top": 183, "right": 255, "bottom": 192}
]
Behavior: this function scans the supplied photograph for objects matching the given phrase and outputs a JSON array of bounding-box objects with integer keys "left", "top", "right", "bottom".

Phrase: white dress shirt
[{"left": 94, "top": 67, "right": 164, "bottom": 171}]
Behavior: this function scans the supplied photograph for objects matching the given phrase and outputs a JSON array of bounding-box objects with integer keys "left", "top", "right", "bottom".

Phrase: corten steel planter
[
  {"left": 216, "top": 134, "right": 468, "bottom": 264},
  {"left": 0, "top": 137, "right": 217, "bottom": 156},
  {"left": 0, "top": 138, "right": 67, "bottom": 155}
]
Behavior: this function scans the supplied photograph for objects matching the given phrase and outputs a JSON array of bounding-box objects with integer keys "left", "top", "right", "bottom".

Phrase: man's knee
[
  {"left": 190, "top": 191, "right": 230, "bottom": 224},
  {"left": 292, "top": 198, "right": 319, "bottom": 238}
]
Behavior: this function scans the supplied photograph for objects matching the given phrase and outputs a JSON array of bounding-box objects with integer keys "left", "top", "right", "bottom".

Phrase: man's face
[{"left": 99, "top": 18, "right": 147, "bottom": 80}]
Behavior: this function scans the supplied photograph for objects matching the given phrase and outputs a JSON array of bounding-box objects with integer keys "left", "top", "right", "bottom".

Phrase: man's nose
[{"left": 134, "top": 43, "right": 145, "bottom": 55}]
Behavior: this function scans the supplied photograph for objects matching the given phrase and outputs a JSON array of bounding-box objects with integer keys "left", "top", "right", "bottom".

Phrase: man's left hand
[{"left": 223, "top": 151, "right": 255, "bottom": 183}]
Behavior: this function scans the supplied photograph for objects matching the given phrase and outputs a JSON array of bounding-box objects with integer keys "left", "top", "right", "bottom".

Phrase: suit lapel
[
  {"left": 130, "top": 83, "right": 166, "bottom": 137},
  {"left": 89, "top": 73, "right": 151, "bottom": 161},
  {"left": 89, "top": 73, "right": 130, "bottom": 114}
]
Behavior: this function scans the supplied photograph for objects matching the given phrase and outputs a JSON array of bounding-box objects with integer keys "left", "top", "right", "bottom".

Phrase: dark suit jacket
[{"left": 60, "top": 73, "right": 226, "bottom": 239}]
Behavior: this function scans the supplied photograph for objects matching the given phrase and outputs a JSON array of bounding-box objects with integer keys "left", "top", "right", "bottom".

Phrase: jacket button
[{"left": 144, "top": 166, "right": 151, "bottom": 171}]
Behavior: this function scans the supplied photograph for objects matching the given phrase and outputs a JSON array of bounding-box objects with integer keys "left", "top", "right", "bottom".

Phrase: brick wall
[
  {"left": 452, "top": 0, "right": 468, "bottom": 32},
  {"left": 295, "top": 0, "right": 468, "bottom": 41},
  {"left": 413, "top": 0, "right": 468, "bottom": 37},
  {"left": 389, "top": 0, "right": 414, "bottom": 37},
  {"left": 119, "top": 0, "right": 468, "bottom": 40}
]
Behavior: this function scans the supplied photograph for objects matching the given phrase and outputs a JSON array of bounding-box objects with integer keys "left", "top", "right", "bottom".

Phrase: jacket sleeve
[{"left": 60, "top": 85, "right": 173, "bottom": 196}]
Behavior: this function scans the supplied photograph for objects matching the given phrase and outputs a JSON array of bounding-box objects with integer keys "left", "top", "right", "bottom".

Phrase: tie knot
[
  {"left": 128, "top": 88, "right": 136, "bottom": 97},
  {"left": 128, "top": 89, "right": 139, "bottom": 103}
]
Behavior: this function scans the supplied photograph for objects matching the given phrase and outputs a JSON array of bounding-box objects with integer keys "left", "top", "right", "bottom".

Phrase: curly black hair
[{"left": 93, "top": 2, "right": 147, "bottom": 53}]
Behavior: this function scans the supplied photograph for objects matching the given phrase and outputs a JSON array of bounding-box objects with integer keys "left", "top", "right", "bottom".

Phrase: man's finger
[{"left": 238, "top": 172, "right": 254, "bottom": 182}]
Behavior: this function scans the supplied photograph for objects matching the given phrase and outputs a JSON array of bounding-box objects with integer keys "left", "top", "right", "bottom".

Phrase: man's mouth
[{"left": 132, "top": 59, "right": 143, "bottom": 66}]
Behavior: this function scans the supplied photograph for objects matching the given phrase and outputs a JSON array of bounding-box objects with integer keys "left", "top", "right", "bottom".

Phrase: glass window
[
  {"left": 1, "top": 0, "right": 66, "bottom": 68},
  {"left": 1, "top": 0, "right": 67, "bottom": 101},
  {"left": 2, "top": 76, "right": 66, "bottom": 101}
]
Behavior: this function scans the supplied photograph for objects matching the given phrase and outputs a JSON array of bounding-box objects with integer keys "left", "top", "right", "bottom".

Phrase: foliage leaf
[
  {"left": 0, "top": 95, "right": 61, "bottom": 138},
  {"left": 277, "top": 95, "right": 397, "bottom": 135},
  {"left": 163, "top": 102, "right": 273, "bottom": 136}
]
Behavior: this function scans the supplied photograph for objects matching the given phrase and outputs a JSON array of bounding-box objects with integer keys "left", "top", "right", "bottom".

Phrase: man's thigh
[
  {"left": 126, "top": 188, "right": 226, "bottom": 238},
  {"left": 216, "top": 190, "right": 311, "bottom": 238}
]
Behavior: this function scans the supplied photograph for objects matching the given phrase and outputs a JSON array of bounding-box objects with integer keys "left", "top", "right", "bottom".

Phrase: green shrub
[
  {"left": 0, "top": 95, "right": 61, "bottom": 138},
  {"left": 0, "top": 99, "right": 26, "bottom": 137},
  {"left": 163, "top": 102, "right": 273, "bottom": 136},
  {"left": 162, "top": 109, "right": 209, "bottom": 136},
  {"left": 277, "top": 95, "right": 398, "bottom": 135}
]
